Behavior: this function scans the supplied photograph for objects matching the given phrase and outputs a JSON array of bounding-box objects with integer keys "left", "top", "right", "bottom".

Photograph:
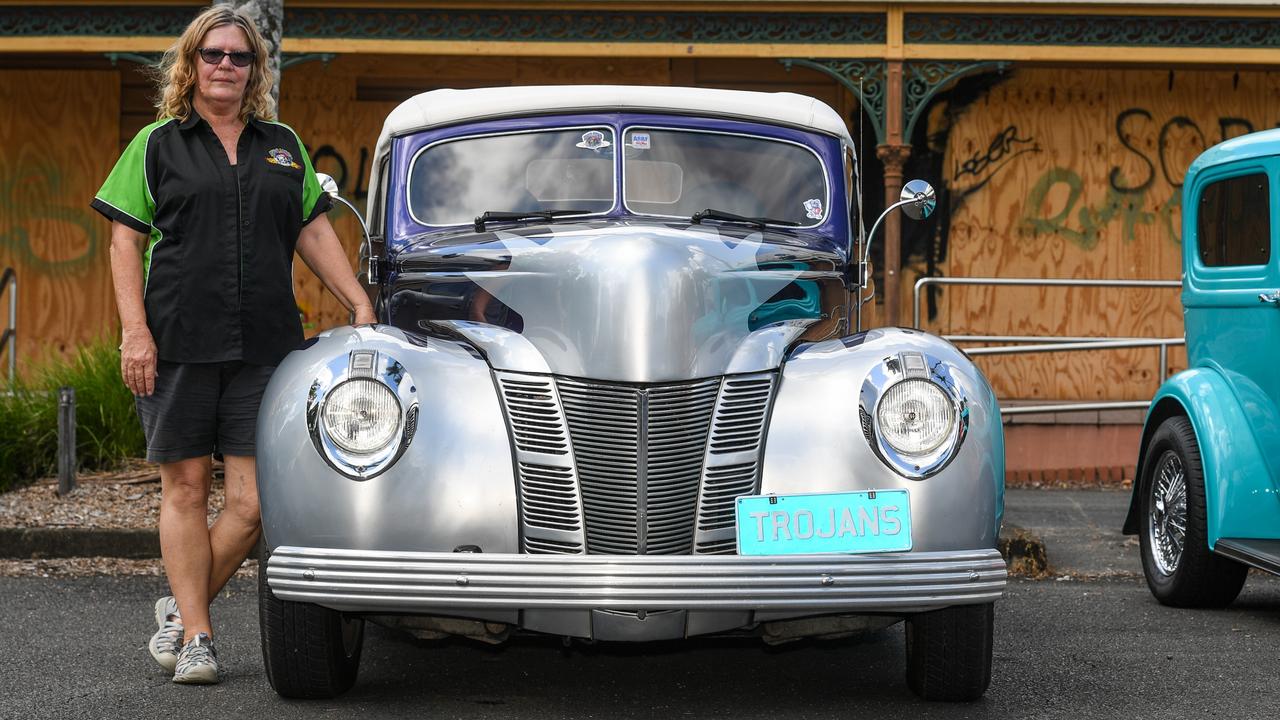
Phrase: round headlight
[
  {"left": 876, "top": 379, "right": 955, "bottom": 456},
  {"left": 322, "top": 378, "right": 402, "bottom": 455}
]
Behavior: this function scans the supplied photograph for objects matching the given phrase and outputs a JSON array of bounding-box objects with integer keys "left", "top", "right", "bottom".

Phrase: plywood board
[
  {"left": 932, "top": 67, "right": 1280, "bottom": 401},
  {"left": 0, "top": 70, "right": 120, "bottom": 370},
  {"left": 281, "top": 68, "right": 396, "bottom": 336}
]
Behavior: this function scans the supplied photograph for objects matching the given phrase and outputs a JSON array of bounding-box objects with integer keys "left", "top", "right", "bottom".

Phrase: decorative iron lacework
[
  {"left": 0, "top": 7, "right": 195, "bottom": 37},
  {"left": 906, "top": 13, "right": 1280, "bottom": 48},
  {"left": 782, "top": 59, "right": 886, "bottom": 143},
  {"left": 0, "top": 6, "right": 883, "bottom": 44},
  {"left": 283, "top": 8, "right": 885, "bottom": 44},
  {"left": 903, "top": 61, "right": 1008, "bottom": 140}
]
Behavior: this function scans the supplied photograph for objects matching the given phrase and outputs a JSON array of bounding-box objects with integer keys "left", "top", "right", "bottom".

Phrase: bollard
[{"left": 57, "top": 386, "right": 76, "bottom": 496}]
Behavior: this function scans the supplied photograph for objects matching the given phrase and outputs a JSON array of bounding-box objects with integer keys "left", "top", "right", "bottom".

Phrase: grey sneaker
[
  {"left": 148, "top": 596, "right": 183, "bottom": 672},
  {"left": 172, "top": 632, "right": 219, "bottom": 685}
]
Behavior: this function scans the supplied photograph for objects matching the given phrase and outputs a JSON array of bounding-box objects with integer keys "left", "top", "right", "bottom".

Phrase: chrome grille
[
  {"left": 698, "top": 463, "right": 757, "bottom": 532},
  {"left": 558, "top": 377, "right": 719, "bottom": 555},
  {"left": 517, "top": 463, "right": 578, "bottom": 532},
  {"left": 495, "top": 373, "right": 585, "bottom": 554},
  {"left": 499, "top": 377, "right": 569, "bottom": 455},
  {"left": 695, "top": 373, "right": 777, "bottom": 554}
]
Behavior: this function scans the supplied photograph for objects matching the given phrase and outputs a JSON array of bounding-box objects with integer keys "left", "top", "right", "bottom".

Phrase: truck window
[{"left": 1198, "top": 173, "right": 1270, "bottom": 267}]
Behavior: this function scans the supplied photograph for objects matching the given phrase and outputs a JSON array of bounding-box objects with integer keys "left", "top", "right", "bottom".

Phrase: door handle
[{"left": 1259, "top": 290, "right": 1280, "bottom": 304}]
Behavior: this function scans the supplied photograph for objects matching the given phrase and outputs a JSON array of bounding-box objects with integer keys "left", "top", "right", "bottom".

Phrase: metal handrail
[
  {"left": 911, "top": 276, "right": 1183, "bottom": 416},
  {"left": 913, "top": 276, "right": 1180, "bottom": 330},
  {"left": 969, "top": 338, "right": 1186, "bottom": 416},
  {"left": 0, "top": 267, "right": 14, "bottom": 385},
  {"left": 1000, "top": 401, "right": 1152, "bottom": 416},
  {"left": 965, "top": 337, "right": 1184, "bottom": 383}
]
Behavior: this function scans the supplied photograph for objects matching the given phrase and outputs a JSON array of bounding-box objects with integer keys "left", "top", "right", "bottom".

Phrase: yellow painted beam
[
  {"left": 0, "top": 35, "right": 886, "bottom": 57},
  {"left": 280, "top": 38, "right": 888, "bottom": 58},
  {"left": 905, "top": 43, "right": 1280, "bottom": 65},
  {"left": 0, "top": 36, "right": 172, "bottom": 52},
  {"left": 4, "top": 34, "right": 1276, "bottom": 68},
  {"left": 886, "top": 3, "right": 905, "bottom": 60}
]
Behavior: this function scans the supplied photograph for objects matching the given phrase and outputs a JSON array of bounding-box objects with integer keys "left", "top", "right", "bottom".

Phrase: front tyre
[
  {"left": 904, "top": 602, "right": 994, "bottom": 701},
  {"left": 259, "top": 547, "right": 365, "bottom": 698},
  {"left": 1138, "top": 415, "right": 1247, "bottom": 608}
]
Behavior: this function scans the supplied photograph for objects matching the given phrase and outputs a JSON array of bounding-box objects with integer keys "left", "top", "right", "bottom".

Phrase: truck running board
[{"left": 1214, "top": 538, "right": 1280, "bottom": 576}]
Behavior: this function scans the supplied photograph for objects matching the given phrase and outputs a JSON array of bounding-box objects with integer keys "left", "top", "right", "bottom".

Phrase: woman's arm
[
  {"left": 108, "top": 221, "right": 157, "bottom": 396},
  {"left": 296, "top": 214, "right": 377, "bottom": 326}
]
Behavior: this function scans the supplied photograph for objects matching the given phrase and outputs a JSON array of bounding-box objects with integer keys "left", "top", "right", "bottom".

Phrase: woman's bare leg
[
  {"left": 208, "top": 454, "right": 261, "bottom": 598},
  {"left": 158, "top": 456, "right": 214, "bottom": 639}
]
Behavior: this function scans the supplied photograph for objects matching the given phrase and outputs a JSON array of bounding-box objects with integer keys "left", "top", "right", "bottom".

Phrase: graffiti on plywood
[
  {"left": 0, "top": 157, "right": 100, "bottom": 276},
  {"left": 953, "top": 124, "right": 1040, "bottom": 201},
  {"left": 1019, "top": 108, "right": 1269, "bottom": 248}
]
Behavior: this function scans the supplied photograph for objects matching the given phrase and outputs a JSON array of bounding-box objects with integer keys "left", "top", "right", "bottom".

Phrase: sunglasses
[{"left": 196, "top": 47, "right": 255, "bottom": 68}]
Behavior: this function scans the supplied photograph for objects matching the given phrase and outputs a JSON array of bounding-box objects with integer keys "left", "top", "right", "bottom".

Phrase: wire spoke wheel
[
  {"left": 1137, "top": 415, "right": 1247, "bottom": 608},
  {"left": 1147, "top": 450, "right": 1187, "bottom": 576}
]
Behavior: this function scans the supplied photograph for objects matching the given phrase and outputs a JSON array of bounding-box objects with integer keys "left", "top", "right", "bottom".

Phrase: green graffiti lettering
[
  {"left": 1158, "top": 192, "right": 1183, "bottom": 245},
  {"left": 1023, "top": 167, "right": 1169, "bottom": 248},
  {"left": 0, "top": 161, "right": 101, "bottom": 277},
  {"left": 1022, "top": 167, "right": 1092, "bottom": 247}
]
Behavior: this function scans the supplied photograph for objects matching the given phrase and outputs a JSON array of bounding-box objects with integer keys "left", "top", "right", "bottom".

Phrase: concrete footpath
[{"left": 0, "top": 487, "right": 1142, "bottom": 577}]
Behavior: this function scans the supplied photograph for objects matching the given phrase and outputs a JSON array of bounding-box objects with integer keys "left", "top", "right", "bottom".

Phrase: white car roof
[
  {"left": 379, "top": 85, "right": 851, "bottom": 143},
  {"left": 366, "top": 85, "right": 852, "bottom": 217}
]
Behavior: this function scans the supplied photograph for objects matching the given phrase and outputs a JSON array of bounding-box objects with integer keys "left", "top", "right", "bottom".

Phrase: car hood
[{"left": 389, "top": 220, "right": 845, "bottom": 382}]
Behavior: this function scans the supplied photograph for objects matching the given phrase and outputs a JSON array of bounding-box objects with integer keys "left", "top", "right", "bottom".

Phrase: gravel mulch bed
[
  {"left": 0, "top": 459, "right": 240, "bottom": 577},
  {"left": 0, "top": 458, "right": 226, "bottom": 530}
]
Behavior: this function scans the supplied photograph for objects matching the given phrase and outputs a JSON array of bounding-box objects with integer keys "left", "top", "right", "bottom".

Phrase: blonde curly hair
[{"left": 153, "top": 5, "right": 275, "bottom": 123}]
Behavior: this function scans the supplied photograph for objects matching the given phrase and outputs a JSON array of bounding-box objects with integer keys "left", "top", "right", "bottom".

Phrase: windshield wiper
[
  {"left": 474, "top": 210, "right": 590, "bottom": 232},
  {"left": 690, "top": 208, "right": 800, "bottom": 229}
]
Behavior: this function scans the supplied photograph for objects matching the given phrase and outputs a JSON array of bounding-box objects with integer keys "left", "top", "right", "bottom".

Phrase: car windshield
[
  {"left": 407, "top": 127, "right": 616, "bottom": 226},
  {"left": 622, "top": 128, "right": 828, "bottom": 227}
]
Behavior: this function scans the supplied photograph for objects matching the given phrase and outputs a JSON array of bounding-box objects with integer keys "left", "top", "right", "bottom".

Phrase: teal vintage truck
[{"left": 1124, "top": 129, "right": 1280, "bottom": 605}]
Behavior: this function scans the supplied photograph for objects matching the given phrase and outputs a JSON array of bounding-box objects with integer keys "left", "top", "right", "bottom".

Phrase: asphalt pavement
[
  {"left": 2, "top": 573, "right": 1278, "bottom": 719},
  {"left": 4, "top": 486, "right": 1279, "bottom": 719},
  {"left": 1004, "top": 487, "right": 1140, "bottom": 577}
]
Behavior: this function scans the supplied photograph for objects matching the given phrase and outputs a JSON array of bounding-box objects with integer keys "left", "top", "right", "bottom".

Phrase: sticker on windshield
[
  {"left": 576, "top": 130, "right": 612, "bottom": 152},
  {"left": 629, "top": 132, "right": 651, "bottom": 150},
  {"left": 803, "top": 198, "right": 824, "bottom": 220}
]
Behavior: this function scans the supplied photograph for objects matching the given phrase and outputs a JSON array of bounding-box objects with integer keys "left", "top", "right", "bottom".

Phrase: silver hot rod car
[{"left": 256, "top": 86, "right": 1007, "bottom": 701}]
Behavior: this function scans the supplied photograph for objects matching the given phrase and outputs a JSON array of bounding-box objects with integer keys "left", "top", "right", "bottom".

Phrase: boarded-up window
[{"left": 1198, "top": 173, "right": 1271, "bottom": 267}]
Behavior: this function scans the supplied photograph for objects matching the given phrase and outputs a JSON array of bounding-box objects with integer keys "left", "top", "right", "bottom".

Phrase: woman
[{"left": 90, "top": 6, "right": 375, "bottom": 685}]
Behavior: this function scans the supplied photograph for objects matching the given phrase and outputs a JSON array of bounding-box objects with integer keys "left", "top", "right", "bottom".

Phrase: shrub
[{"left": 0, "top": 340, "right": 144, "bottom": 492}]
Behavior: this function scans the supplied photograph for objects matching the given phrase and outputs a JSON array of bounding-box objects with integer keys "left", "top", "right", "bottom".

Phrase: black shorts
[{"left": 135, "top": 361, "right": 276, "bottom": 463}]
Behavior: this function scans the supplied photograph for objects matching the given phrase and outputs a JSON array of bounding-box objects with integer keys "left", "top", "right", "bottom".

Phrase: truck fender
[{"left": 1121, "top": 368, "right": 1280, "bottom": 546}]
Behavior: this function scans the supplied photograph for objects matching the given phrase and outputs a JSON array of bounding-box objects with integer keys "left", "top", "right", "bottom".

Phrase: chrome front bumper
[{"left": 266, "top": 546, "right": 1007, "bottom": 617}]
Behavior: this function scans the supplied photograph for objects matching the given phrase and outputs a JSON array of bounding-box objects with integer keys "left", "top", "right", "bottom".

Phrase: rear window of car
[{"left": 1197, "top": 173, "right": 1271, "bottom": 267}]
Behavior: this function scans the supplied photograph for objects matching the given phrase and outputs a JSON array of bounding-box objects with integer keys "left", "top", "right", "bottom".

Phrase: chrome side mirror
[
  {"left": 317, "top": 172, "right": 341, "bottom": 200},
  {"left": 315, "top": 173, "right": 377, "bottom": 286},
  {"left": 900, "top": 179, "right": 936, "bottom": 221},
  {"left": 856, "top": 179, "right": 938, "bottom": 331}
]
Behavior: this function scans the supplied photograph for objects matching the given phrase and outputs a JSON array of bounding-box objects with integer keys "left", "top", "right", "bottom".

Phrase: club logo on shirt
[{"left": 265, "top": 148, "right": 301, "bottom": 169}]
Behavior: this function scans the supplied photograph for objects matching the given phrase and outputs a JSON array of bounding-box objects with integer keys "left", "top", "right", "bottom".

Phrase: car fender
[
  {"left": 1122, "top": 367, "right": 1280, "bottom": 546},
  {"left": 257, "top": 324, "right": 520, "bottom": 554},
  {"left": 761, "top": 327, "right": 1005, "bottom": 552}
]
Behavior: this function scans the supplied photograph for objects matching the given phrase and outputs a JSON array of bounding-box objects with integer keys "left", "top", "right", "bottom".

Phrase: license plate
[{"left": 734, "top": 490, "right": 912, "bottom": 556}]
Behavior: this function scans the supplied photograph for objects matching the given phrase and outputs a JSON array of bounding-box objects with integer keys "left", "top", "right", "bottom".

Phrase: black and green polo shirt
[{"left": 91, "top": 111, "right": 332, "bottom": 366}]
